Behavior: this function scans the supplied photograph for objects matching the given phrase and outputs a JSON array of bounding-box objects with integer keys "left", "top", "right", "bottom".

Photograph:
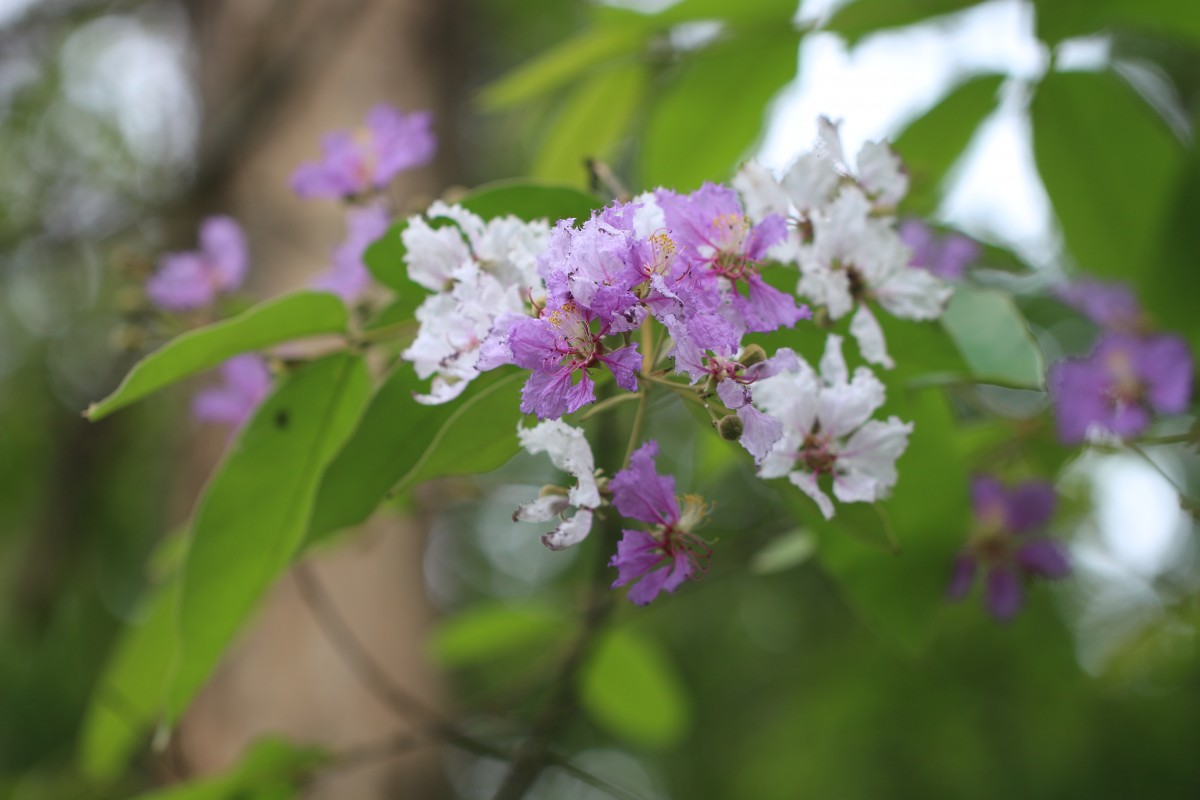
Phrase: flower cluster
[
  {"left": 734, "top": 117, "right": 953, "bottom": 368},
  {"left": 948, "top": 477, "right": 1070, "bottom": 621},
  {"left": 1050, "top": 278, "right": 1192, "bottom": 443}
]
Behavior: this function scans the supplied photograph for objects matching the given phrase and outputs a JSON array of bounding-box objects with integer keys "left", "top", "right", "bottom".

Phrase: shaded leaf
[
  {"left": 826, "top": 0, "right": 978, "bottom": 43},
  {"left": 128, "top": 738, "right": 326, "bottom": 800},
  {"left": 86, "top": 292, "right": 348, "bottom": 421},
  {"left": 750, "top": 528, "right": 817, "bottom": 574},
  {"left": 1030, "top": 70, "right": 1182, "bottom": 281},
  {"left": 458, "top": 180, "right": 603, "bottom": 222},
  {"left": 307, "top": 368, "right": 524, "bottom": 544}
]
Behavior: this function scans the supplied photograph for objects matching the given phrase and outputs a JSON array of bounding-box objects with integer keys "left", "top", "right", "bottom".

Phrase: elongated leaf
[
  {"left": 458, "top": 180, "right": 603, "bottom": 222},
  {"left": 941, "top": 285, "right": 1045, "bottom": 388},
  {"left": 307, "top": 367, "right": 523, "bottom": 543},
  {"left": 479, "top": 23, "right": 650, "bottom": 110},
  {"left": 170, "top": 354, "right": 369, "bottom": 716},
  {"left": 78, "top": 575, "right": 180, "bottom": 780},
  {"left": 826, "top": 0, "right": 977, "bottom": 43},
  {"left": 86, "top": 292, "right": 348, "bottom": 421},
  {"left": 430, "top": 603, "right": 572, "bottom": 668},
  {"left": 1031, "top": 70, "right": 1182, "bottom": 281},
  {"left": 642, "top": 31, "right": 800, "bottom": 191},
  {"left": 533, "top": 62, "right": 648, "bottom": 186},
  {"left": 128, "top": 738, "right": 326, "bottom": 800},
  {"left": 656, "top": 0, "right": 801, "bottom": 25},
  {"left": 1034, "top": 0, "right": 1200, "bottom": 47},
  {"left": 578, "top": 628, "right": 691, "bottom": 749},
  {"left": 750, "top": 528, "right": 817, "bottom": 575},
  {"left": 893, "top": 74, "right": 1005, "bottom": 216}
]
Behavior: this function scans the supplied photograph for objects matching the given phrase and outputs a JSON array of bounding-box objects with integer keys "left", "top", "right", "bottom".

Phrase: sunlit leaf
[
  {"left": 533, "top": 62, "right": 648, "bottom": 186},
  {"left": 941, "top": 285, "right": 1045, "bottom": 388},
  {"left": 578, "top": 628, "right": 691, "bottom": 749},
  {"left": 86, "top": 292, "right": 348, "bottom": 421},
  {"left": 642, "top": 31, "right": 800, "bottom": 191},
  {"left": 170, "top": 354, "right": 369, "bottom": 717},
  {"left": 430, "top": 603, "right": 572, "bottom": 668},
  {"left": 893, "top": 73, "right": 1005, "bottom": 215},
  {"left": 458, "top": 180, "right": 603, "bottom": 222},
  {"left": 826, "top": 0, "right": 978, "bottom": 43}
]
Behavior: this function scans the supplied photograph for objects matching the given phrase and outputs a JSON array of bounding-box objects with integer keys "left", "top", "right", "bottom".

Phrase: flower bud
[
  {"left": 717, "top": 414, "right": 744, "bottom": 441},
  {"left": 738, "top": 343, "right": 768, "bottom": 367}
]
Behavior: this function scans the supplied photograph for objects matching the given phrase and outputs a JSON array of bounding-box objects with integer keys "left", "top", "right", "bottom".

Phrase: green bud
[
  {"left": 717, "top": 414, "right": 744, "bottom": 441},
  {"left": 738, "top": 343, "right": 768, "bottom": 367}
]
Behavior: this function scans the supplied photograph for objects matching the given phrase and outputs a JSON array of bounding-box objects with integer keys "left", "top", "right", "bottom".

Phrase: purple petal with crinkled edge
[
  {"left": 737, "top": 405, "right": 783, "bottom": 464},
  {"left": 970, "top": 475, "right": 1006, "bottom": 521},
  {"left": 520, "top": 367, "right": 592, "bottom": 419},
  {"left": 985, "top": 566, "right": 1022, "bottom": 621},
  {"left": 1049, "top": 358, "right": 1113, "bottom": 443},
  {"left": 601, "top": 344, "right": 641, "bottom": 393},
  {"left": 627, "top": 554, "right": 693, "bottom": 605},
  {"left": 291, "top": 131, "right": 368, "bottom": 199},
  {"left": 199, "top": 216, "right": 248, "bottom": 291},
  {"left": 611, "top": 441, "right": 679, "bottom": 526},
  {"left": 1016, "top": 539, "right": 1071, "bottom": 579},
  {"left": 610, "top": 529, "right": 665, "bottom": 588}
]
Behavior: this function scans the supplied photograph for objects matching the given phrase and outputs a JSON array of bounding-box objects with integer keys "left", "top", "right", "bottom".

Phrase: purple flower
[
  {"left": 947, "top": 476, "right": 1070, "bottom": 621},
  {"left": 146, "top": 216, "right": 248, "bottom": 311},
  {"left": 899, "top": 219, "right": 978, "bottom": 281},
  {"left": 291, "top": 105, "right": 435, "bottom": 199},
  {"left": 609, "top": 442, "right": 711, "bottom": 605},
  {"left": 656, "top": 183, "right": 809, "bottom": 334},
  {"left": 312, "top": 203, "right": 390, "bottom": 302},
  {"left": 192, "top": 354, "right": 271, "bottom": 429},
  {"left": 490, "top": 300, "right": 640, "bottom": 420},
  {"left": 1050, "top": 332, "right": 1192, "bottom": 443},
  {"left": 1054, "top": 278, "right": 1142, "bottom": 331}
]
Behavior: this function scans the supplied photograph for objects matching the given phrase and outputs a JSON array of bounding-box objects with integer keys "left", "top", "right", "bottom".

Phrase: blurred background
[{"left": 2, "top": 0, "right": 1199, "bottom": 798}]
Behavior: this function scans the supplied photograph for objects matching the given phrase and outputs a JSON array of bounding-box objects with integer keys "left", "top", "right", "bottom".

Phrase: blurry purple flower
[
  {"left": 192, "top": 354, "right": 271, "bottom": 429},
  {"left": 899, "top": 219, "right": 979, "bottom": 281},
  {"left": 291, "top": 105, "right": 435, "bottom": 199},
  {"left": 1053, "top": 277, "right": 1143, "bottom": 331},
  {"left": 1050, "top": 332, "right": 1192, "bottom": 443},
  {"left": 312, "top": 203, "right": 390, "bottom": 302},
  {"left": 947, "top": 476, "right": 1070, "bottom": 621},
  {"left": 146, "top": 216, "right": 248, "bottom": 311},
  {"left": 609, "top": 441, "right": 712, "bottom": 605}
]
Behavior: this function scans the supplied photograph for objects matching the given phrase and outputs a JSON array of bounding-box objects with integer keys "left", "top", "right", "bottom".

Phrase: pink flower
[{"left": 146, "top": 216, "right": 248, "bottom": 311}]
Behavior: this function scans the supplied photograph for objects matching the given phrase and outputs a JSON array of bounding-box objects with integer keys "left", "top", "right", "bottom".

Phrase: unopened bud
[
  {"left": 717, "top": 414, "right": 744, "bottom": 441},
  {"left": 538, "top": 484, "right": 569, "bottom": 498},
  {"left": 738, "top": 343, "right": 768, "bottom": 367}
]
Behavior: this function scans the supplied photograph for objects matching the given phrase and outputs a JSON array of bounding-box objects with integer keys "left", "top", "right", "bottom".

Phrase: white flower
[
  {"left": 754, "top": 334, "right": 913, "bottom": 519},
  {"left": 401, "top": 204, "right": 552, "bottom": 403},
  {"left": 855, "top": 140, "right": 908, "bottom": 208},
  {"left": 514, "top": 420, "right": 601, "bottom": 550}
]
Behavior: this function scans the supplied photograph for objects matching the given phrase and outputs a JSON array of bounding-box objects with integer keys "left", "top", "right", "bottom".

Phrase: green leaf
[
  {"left": 127, "top": 737, "right": 326, "bottom": 800},
  {"left": 458, "top": 180, "right": 603, "bottom": 222},
  {"left": 1034, "top": 0, "right": 1200, "bottom": 47},
  {"left": 532, "top": 62, "right": 648, "bottom": 186},
  {"left": 429, "top": 603, "right": 572, "bottom": 668},
  {"left": 941, "top": 285, "right": 1046, "bottom": 388},
  {"left": 362, "top": 220, "right": 411, "bottom": 295},
  {"left": 1146, "top": 122, "right": 1200, "bottom": 350},
  {"left": 479, "top": 23, "right": 651, "bottom": 110},
  {"left": 893, "top": 74, "right": 1005, "bottom": 216},
  {"left": 170, "top": 354, "right": 370, "bottom": 717},
  {"left": 750, "top": 528, "right": 817, "bottom": 574},
  {"left": 86, "top": 292, "right": 348, "bottom": 421},
  {"left": 655, "top": 0, "right": 801, "bottom": 25},
  {"left": 307, "top": 367, "right": 524, "bottom": 544},
  {"left": 78, "top": 574, "right": 180, "bottom": 780},
  {"left": 642, "top": 31, "right": 800, "bottom": 191},
  {"left": 826, "top": 0, "right": 978, "bottom": 43},
  {"left": 578, "top": 628, "right": 691, "bottom": 749},
  {"left": 1031, "top": 70, "right": 1183, "bottom": 281}
]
